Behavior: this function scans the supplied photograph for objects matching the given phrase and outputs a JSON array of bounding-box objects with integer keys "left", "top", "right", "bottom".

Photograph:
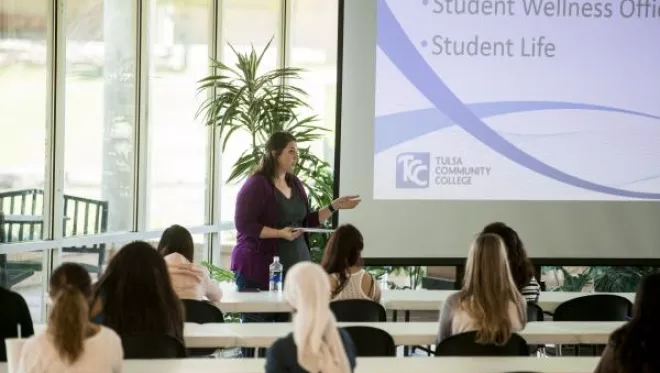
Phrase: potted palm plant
[{"left": 196, "top": 39, "right": 334, "bottom": 269}]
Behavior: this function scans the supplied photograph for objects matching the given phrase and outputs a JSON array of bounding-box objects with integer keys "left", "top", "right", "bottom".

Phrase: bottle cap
[{"left": 273, "top": 256, "right": 280, "bottom": 261}]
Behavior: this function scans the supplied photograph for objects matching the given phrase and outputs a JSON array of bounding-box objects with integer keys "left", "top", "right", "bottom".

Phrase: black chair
[
  {"left": 435, "top": 331, "right": 529, "bottom": 357},
  {"left": 121, "top": 333, "right": 186, "bottom": 359},
  {"left": 182, "top": 299, "right": 225, "bottom": 357},
  {"left": 0, "top": 211, "right": 36, "bottom": 288},
  {"left": 553, "top": 294, "right": 632, "bottom": 356},
  {"left": 553, "top": 294, "right": 632, "bottom": 321},
  {"left": 341, "top": 326, "right": 396, "bottom": 357},
  {"left": 330, "top": 299, "right": 387, "bottom": 322},
  {"left": 0, "top": 189, "right": 109, "bottom": 277}
]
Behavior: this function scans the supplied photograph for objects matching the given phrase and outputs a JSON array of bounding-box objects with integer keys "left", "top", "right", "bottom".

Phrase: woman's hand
[
  {"left": 331, "top": 195, "right": 361, "bottom": 210},
  {"left": 278, "top": 227, "right": 302, "bottom": 241}
]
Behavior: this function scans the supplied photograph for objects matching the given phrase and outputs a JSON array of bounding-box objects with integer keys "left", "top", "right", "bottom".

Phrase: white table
[
  {"left": 0, "top": 357, "right": 604, "bottom": 373},
  {"left": 34, "top": 321, "right": 620, "bottom": 348},
  {"left": 123, "top": 357, "right": 601, "bottom": 373},
  {"left": 218, "top": 289, "right": 635, "bottom": 315},
  {"left": 184, "top": 321, "right": 620, "bottom": 348}
]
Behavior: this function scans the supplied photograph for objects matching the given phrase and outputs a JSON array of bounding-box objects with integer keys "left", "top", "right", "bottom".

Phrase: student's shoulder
[
  {"left": 270, "top": 332, "right": 295, "bottom": 351},
  {"left": 97, "top": 326, "right": 122, "bottom": 345},
  {"left": 0, "top": 286, "right": 28, "bottom": 305},
  {"left": 444, "top": 291, "right": 462, "bottom": 305}
]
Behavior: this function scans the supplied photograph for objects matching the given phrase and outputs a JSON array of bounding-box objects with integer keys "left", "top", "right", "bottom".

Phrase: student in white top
[
  {"left": 321, "top": 224, "right": 381, "bottom": 302},
  {"left": 157, "top": 224, "right": 222, "bottom": 302},
  {"left": 16, "top": 263, "right": 123, "bottom": 373},
  {"left": 436, "top": 233, "right": 527, "bottom": 345}
]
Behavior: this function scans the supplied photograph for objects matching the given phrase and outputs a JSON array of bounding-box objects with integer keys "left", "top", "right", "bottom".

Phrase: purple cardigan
[{"left": 231, "top": 173, "right": 320, "bottom": 288}]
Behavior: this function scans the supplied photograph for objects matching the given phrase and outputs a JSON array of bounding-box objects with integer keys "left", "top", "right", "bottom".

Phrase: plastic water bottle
[{"left": 269, "top": 256, "right": 283, "bottom": 292}]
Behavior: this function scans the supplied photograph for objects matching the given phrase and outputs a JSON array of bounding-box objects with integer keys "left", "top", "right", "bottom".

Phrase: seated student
[
  {"left": 594, "top": 273, "right": 660, "bottom": 373},
  {"left": 91, "top": 241, "right": 184, "bottom": 350},
  {"left": 482, "top": 222, "right": 541, "bottom": 303},
  {"left": 265, "top": 262, "right": 357, "bottom": 373},
  {"left": 437, "top": 233, "right": 527, "bottom": 345},
  {"left": 321, "top": 224, "right": 381, "bottom": 303},
  {"left": 0, "top": 286, "right": 34, "bottom": 362},
  {"left": 17, "top": 263, "right": 122, "bottom": 373},
  {"left": 157, "top": 224, "right": 222, "bottom": 302}
]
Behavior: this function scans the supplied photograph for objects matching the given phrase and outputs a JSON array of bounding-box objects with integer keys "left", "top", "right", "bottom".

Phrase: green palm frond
[{"left": 196, "top": 37, "right": 334, "bottom": 215}]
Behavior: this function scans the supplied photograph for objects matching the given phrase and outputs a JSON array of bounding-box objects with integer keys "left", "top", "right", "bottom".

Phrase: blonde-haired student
[{"left": 437, "top": 233, "right": 527, "bottom": 345}]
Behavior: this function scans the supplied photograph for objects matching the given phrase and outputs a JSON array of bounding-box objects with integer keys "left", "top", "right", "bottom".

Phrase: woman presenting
[{"left": 232, "top": 131, "right": 360, "bottom": 294}]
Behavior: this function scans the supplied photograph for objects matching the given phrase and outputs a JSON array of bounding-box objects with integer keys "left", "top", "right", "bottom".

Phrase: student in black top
[
  {"left": 0, "top": 286, "right": 34, "bottom": 361},
  {"left": 594, "top": 272, "right": 660, "bottom": 373}
]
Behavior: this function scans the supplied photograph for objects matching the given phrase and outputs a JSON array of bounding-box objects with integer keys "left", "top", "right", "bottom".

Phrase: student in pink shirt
[{"left": 157, "top": 225, "right": 222, "bottom": 302}]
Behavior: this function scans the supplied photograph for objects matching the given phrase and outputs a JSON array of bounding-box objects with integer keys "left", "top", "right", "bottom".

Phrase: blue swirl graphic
[
  {"left": 375, "top": 103, "right": 660, "bottom": 153},
  {"left": 376, "top": 0, "right": 660, "bottom": 199}
]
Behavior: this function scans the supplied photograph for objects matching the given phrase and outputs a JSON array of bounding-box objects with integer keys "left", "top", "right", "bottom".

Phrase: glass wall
[
  {"left": 217, "top": 0, "right": 281, "bottom": 265},
  {"left": 61, "top": 0, "right": 137, "bottom": 279},
  {"left": 0, "top": 0, "right": 49, "bottom": 322},
  {"left": 290, "top": 0, "right": 338, "bottom": 162},
  {"left": 0, "top": 0, "right": 48, "bottom": 241},
  {"left": 146, "top": 0, "right": 210, "bottom": 231},
  {"left": 0, "top": 0, "right": 339, "bottom": 321}
]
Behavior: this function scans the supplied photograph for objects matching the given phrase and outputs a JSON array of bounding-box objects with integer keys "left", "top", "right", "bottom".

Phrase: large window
[
  {"left": 146, "top": 0, "right": 210, "bottom": 230},
  {"left": 62, "top": 0, "right": 136, "bottom": 278},
  {"left": 218, "top": 0, "right": 281, "bottom": 262},
  {"left": 1, "top": 0, "right": 342, "bottom": 304},
  {"left": 290, "top": 0, "right": 338, "bottom": 163},
  {"left": 63, "top": 0, "right": 136, "bottom": 235},
  {"left": 0, "top": 0, "right": 49, "bottom": 322},
  {"left": 0, "top": 0, "right": 48, "bottom": 241}
]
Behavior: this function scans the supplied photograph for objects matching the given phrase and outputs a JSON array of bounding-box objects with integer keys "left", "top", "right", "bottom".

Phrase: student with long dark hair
[
  {"left": 481, "top": 222, "right": 540, "bottom": 302},
  {"left": 17, "top": 263, "right": 122, "bottom": 373},
  {"left": 91, "top": 241, "right": 184, "bottom": 345},
  {"left": 232, "top": 131, "right": 360, "bottom": 292},
  {"left": 321, "top": 224, "right": 380, "bottom": 302},
  {"left": 594, "top": 273, "right": 660, "bottom": 373},
  {"left": 158, "top": 224, "right": 222, "bottom": 302}
]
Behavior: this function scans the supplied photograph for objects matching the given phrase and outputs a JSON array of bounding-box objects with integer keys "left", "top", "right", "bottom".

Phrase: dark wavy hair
[
  {"left": 93, "top": 241, "right": 184, "bottom": 343},
  {"left": 321, "top": 224, "right": 364, "bottom": 297},
  {"left": 255, "top": 131, "right": 297, "bottom": 185},
  {"left": 157, "top": 224, "right": 195, "bottom": 262},
  {"left": 610, "top": 272, "right": 660, "bottom": 373},
  {"left": 481, "top": 222, "right": 534, "bottom": 291}
]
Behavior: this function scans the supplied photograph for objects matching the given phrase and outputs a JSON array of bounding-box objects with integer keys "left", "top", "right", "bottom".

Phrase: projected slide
[{"left": 373, "top": 0, "right": 660, "bottom": 200}]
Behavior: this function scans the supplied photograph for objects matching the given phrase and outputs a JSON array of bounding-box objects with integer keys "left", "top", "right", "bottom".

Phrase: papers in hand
[{"left": 295, "top": 228, "right": 335, "bottom": 234}]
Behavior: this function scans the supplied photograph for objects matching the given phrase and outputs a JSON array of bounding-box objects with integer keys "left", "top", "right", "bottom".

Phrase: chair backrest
[
  {"left": 330, "top": 299, "right": 387, "bottom": 322},
  {"left": 121, "top": 333, "right": 186, "bottom": 359},
  {"left": 63, "top": 194, "right": 109, "bottom": 237},
  {"left": 553, "top": 294, "right": 632, "bottom": 321},
  {"left": 527, "top": 302, "right": 544, "bottom": 322},
  {"left": 0, "top": 189, "right": 109, "bottom": 242},
  {"left": 182, "top": 299, "right": 225, "bottom": 324},
  {"left": 0, "top": 189, "right": 44, "bottom": 242},
  {"left": 341, "top": 326, "right": 396, "bottom": 357},
  {"left": 435, "top": 331, "right": 529, "bottom": 357},
  {"left": 0, "top": 211, "right": 5, "bottom": 244},
  {"left": 181, "top": 299, "right": 224, "bottom": 356}
]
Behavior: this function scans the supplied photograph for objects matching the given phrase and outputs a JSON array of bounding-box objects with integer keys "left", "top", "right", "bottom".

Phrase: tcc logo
[{"left": 396, "top": 152, "right": 430, "bottom": 188}]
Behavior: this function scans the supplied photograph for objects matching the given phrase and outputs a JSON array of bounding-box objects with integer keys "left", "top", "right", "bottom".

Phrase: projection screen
[{"left": 336, "top": 0, "right": 660, "bottom": 260}]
